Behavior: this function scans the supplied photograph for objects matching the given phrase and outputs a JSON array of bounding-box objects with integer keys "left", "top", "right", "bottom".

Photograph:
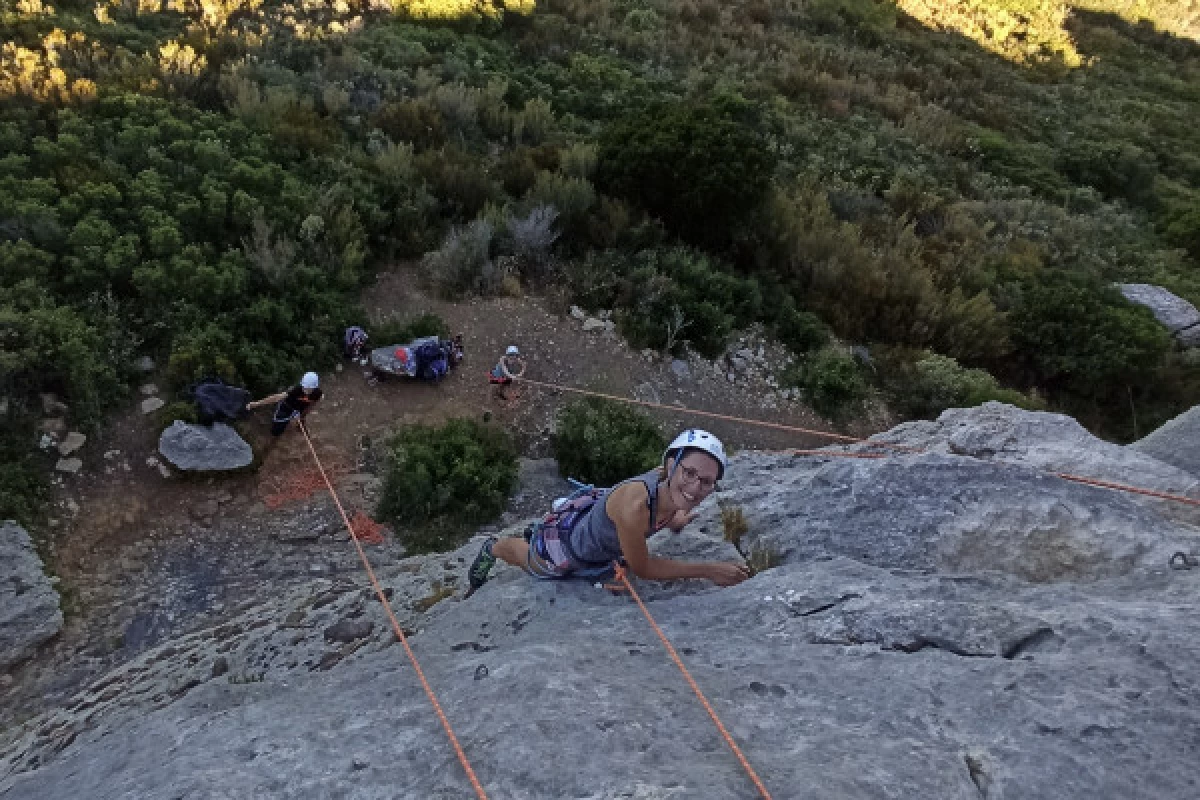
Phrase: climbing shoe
[{"left": 465, "top": 537, "right": 497, "bottom": 597}]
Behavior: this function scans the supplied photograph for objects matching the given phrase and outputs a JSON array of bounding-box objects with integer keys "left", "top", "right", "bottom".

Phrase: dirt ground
[{"left": 3, "top": 267, "right": 888, "bottom": 726}]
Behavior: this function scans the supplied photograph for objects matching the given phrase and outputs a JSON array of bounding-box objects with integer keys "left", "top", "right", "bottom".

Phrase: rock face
[
  {"left": 1130, "top": 404, "right": 1200, "bottom": 478},
  {"left": 1117, "top": 283, "right": 1200, "bottom": 347},
  {"left": 0, "top": 522, "right": 63, "bottom": 671},
  {"left": 158, "top": 421, "right": 253, "bottom": 471},
  {"left": 877, "top": 402, "right": 1200, "bottom": 497},
  {"left": 4, "top": 405, "right": 1200, "bottom": 799}
]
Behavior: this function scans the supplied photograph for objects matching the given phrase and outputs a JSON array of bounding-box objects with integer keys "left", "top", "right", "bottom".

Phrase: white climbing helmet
[
  {"left": 301, "top": 371, "right": 319, "bottom": 390},
  {"left": 506, "top": 345, "right": 520, "bottom": 356},
  {"left": 663, "top": 428, "right": 727, "bottom": 480}
]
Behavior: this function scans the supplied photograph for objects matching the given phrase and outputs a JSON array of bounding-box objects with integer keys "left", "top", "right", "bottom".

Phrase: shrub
[
  {"left": 595, "top": 94, "right": 776, "bottom": 251},
  {"left": 878, "top": 349, "right": 1042, "bottom": 419},
  {"left": 783, "top": 348, "right": 871, "bottom": 422},
  {"left": 503, "top": 204, "right": 560, "bottom": 280},
  {"left": 720, "top": 504, "right": 749, "bottom": 548},
  {"left": 771, "top": 302, "right": 831, "bottom": 356},
  {"left": 1006, "top": 273, "right": 1172, "bottom": 397},
  {"left": 155, "top": 400, "right": 198, "bottom": 434},
  {"left": 0, "top": 421, "right": 47, "bottom": 526},
  {"left": 553, "top": 397, "right": 666, "bottom": 486},
  {"left": 422, "top": 218, "right": 499, "bottom": 297},
  {"left": 376, "top": 418, "right": 518, "bottom": 553},
  {"left": 371, "top": 312, "right": 450, "bottom": 346}
]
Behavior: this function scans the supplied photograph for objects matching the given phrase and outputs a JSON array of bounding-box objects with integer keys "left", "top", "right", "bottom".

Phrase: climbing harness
[{"left": 298, "top": 421, "right": 489, "bottom": 800}]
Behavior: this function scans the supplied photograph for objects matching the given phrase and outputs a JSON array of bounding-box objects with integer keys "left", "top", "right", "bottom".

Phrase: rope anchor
[{"left": 1169, "top": 551, "right": 1199, "bottom": 570}]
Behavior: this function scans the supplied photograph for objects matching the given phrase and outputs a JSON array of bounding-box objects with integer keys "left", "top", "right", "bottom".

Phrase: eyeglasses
[{"left": 677, "top": 464, "right": 718, "bottom": 492}]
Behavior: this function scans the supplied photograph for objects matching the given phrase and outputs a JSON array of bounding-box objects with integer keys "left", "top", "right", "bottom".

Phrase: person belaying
[
  {"left": 247, "top": 371, "right": 323, "bottom": 435},
  {"left": 489, "top": 344, "right": 527, "bottom": 406},
  {"left": 467, "top": 429, "right": 750, "bottom": 594}
]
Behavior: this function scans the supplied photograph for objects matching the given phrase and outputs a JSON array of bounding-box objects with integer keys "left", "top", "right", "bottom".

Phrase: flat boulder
[
  {"left": 1118, "top": 283, "right": 1200, "bottom": 347},
  {"left": 158, "top": 421, "right": 252, "bottom": 472},
  {"left": 0, "top": 521, "right": 63, "bottom": 670},
  {"left": 876, "top": 402, "right": 1199, "bottom": 497}
]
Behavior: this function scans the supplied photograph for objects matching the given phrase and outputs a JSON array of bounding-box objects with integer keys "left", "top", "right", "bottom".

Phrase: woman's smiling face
[{"left": 668, "top": 450, "right": 721, "bottom": 509}]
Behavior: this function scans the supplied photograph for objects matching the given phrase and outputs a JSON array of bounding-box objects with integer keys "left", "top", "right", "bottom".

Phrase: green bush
[
  {"left": 771, "top": 302, "right": 831, "bottom": 356},
  {"left": 376, "top": 418, "right": 518, "bottom": 553},
  {"left": 0, "top": 421, "right": 47, "bottom": 526},
  {"left": 553, "top": 397, "right": 666, "bottom": 486},
  {"left": 371, "top": 312, "right": 451, "bottom": 346},
  {"left": 1007, "top": 273, "right": 1172, "bottom": 397},
  {"left": 783, "top": 348, "right": 871, "bottom": 422},
  {"left": 595, "top": 94, "right": 776, "bottom": 251},
  {"left": 879, "top": 350, "right": 1042, "bottom": 419}
]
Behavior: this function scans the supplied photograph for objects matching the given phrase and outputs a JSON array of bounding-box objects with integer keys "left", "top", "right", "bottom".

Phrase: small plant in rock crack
[
  {"left": 745, "top": 541, "right": 784, "bottom": 576},
  {"left": 228, "top": 671, "right": 265, "bottom": 684},
  {"left": 720, "top": 504, "right": 749, "bottom": 548}
]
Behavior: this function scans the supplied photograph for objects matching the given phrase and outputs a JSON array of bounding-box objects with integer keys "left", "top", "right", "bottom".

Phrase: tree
[{"left": 595, "top": 94, "right": 776, "bottom": 251}]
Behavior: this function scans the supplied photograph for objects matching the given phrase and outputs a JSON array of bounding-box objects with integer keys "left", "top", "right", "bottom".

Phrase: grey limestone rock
[
  {"left": 1130, "top": 404, "right": 1200, "bottom": 478},
  {"left": 1117, "top": 283, "right": 1200, "bottom": 347},
  {"left": 158, "top": 421, "right": 252, "bottom": 472},
  {"left": 0, "top": 522, "right": 63, "bottom": 671},
  {"left": 876, "top": 402, "right": 1200, "bottom": 498},
  {"left": 5, "top": 405, "right": 1200, "bottom": 799}
]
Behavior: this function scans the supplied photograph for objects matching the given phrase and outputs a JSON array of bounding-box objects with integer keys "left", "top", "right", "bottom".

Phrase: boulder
[
  {"left": 1117, "top": 283, "right": 1200, "bottom": 347},
  {"left": 158, "top": 421, "right": 253, "bottom": 472},
  {"left": 582, "top": 317, "right": 606, "bottom": 332},
  {"left": 139, "top": 397, "right": 164, "bottom": 414},
  {"left": 875, "top": 402, "right": 1200, "bottom": 498},
  {"left": 1130, "top": 404, "right": 1200, "bottom": 478},
  {"left": 54, "top": 458, "right": 82, "bottom": 474},
  {"left": 56, "top": 432, "right": 86, "bottom": 457},
  {"left": 0, "top": 521, "right": 63, "bottom": 671}
]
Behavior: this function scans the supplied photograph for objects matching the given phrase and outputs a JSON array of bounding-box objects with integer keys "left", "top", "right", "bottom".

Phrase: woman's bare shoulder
[{"left": 605, "top": 480, "right": 651, "bottom": 524}]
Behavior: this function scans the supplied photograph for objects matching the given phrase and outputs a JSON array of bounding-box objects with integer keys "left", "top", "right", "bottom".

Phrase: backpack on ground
[
  {"left": 188, "top": 377, "right": 252, "bottom": 425},
  {"left": 343, "top": 326, "right": 369, "bottom": 359}
]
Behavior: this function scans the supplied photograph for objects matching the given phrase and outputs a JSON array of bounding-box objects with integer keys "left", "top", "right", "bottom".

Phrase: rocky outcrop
[
  {"left": 0, "top": 522, "right": 63, "bottom": 672},
  {"left": 1117, "top": 283, "right": 1200, "bottom": 347},
  {"left": 1130, "top": 404, "right": 1200, "bottom": 478},
  {"left": 4, "top": 405, "right": 1200, "bottom": 799},
  {"left": 157, "top": 421, "right": 253, "bottom": 472},
  {"left": 875, "top": 401, "right": 1200, "bottom": 497}
]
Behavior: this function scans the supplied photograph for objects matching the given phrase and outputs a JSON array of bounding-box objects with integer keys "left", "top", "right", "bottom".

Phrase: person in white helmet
[
  {"left": 489, "top": 344, "right": 526, "bottom": 406},
  {"left": 247, "top": 371, "right": 324, "bottom": 436},
  {"left": 467, "top": 429, "right": 750, "bottom": 594}
]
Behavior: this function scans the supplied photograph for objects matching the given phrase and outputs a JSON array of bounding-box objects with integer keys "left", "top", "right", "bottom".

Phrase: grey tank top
[{"left": 565, "top": 469, "right": 665, "bottom": 566}]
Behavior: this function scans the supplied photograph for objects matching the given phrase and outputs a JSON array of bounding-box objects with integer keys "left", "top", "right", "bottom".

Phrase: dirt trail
[{"left": 2, "top": 268, "right": 886, "bottom": 727}]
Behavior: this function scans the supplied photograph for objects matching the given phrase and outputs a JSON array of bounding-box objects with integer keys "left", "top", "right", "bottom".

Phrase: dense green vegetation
[
  {"left": 2, "top": 0, "right": 1199, "bottom": 524},
  {"left": 553, "top": 396, "right": 666, "bottom": 485},
  {"left": 376, "top": 417, "right": 518, "bottom": 552}
]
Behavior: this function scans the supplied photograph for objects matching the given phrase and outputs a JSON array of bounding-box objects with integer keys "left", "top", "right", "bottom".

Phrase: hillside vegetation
[{"left": 2, "top": 0, "right": 1199, "bottom": 522}]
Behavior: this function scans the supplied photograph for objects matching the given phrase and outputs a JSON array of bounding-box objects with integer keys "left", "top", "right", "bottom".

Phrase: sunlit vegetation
[{"left": 2, "top": 0, "right": 1199, "bottom": 524}]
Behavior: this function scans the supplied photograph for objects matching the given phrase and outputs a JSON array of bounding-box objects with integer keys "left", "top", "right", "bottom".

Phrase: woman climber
[{"left": 467, "top": 429, "right": 750, "bottom": 593}]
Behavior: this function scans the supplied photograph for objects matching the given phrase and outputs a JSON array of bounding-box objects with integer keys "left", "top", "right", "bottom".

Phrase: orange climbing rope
[
  {"left": 297, "top": 422, "right": 489, "bottom": 800},
  {"left": 515, "top": 377, "right": 1200, "bottom": 508},
  {"left": 514, "top": 377, "right": 919, "bottom": 451},
  {"left": 609, "top": 563, "right": 774, "bottom": 799},
  {"left": 1052, "top": 472, "right": 1200, "bottom": 507}
]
